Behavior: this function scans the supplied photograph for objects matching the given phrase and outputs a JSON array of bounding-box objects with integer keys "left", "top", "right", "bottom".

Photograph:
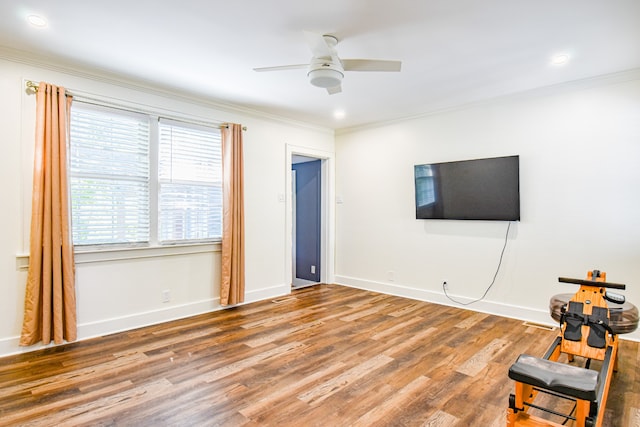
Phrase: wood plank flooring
[{"left": 0, "top": 284, "right": 638, "bottom": 426}]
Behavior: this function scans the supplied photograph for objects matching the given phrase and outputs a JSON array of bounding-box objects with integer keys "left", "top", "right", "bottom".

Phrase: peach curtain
[
  {"left": 220, "top": 123, "right": 245, "bottom": 306},
  {"left": 20, "top": 82, "right": 77, "bottom": 346}
]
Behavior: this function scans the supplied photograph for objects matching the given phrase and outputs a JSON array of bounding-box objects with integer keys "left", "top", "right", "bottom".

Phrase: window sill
[{"left": 16, "top": 242, "right": 221, "bottom": 270}]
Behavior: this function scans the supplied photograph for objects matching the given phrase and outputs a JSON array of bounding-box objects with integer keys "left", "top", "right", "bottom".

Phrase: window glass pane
[
  {"left": 69, "top": 104, "right": 150, "bottom": 246},
  {"left": 159, "top": 120, "right": 221, "bottom": 183},
  {"left": 158, "top": 119, "right": 222, "bottom": 243},
  {"left": 158, "top": 183, "right": 222, "bottom": 241},
  {"left": 70, "top": 178, "right": 149, "bottom": 244}
]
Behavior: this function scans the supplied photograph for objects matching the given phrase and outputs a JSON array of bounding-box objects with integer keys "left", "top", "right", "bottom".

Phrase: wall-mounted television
[{"left": 414, "top": 155, "right": 520, "bottom": 221}]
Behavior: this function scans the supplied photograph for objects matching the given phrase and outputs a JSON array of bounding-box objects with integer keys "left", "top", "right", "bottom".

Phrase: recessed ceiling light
[
  {"left": 550, "top": 53, "right": 570, "bottom": 66},
  {"left": 27, "top": 15, "right": 48, "bottom": 28},
  {"left": 333, "top": 109, "right": 346, "bottom": 120}
]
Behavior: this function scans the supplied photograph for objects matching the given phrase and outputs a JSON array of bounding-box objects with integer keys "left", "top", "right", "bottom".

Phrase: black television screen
[{"left": 414, "top": 155, "right": 520, "bottom": 221}]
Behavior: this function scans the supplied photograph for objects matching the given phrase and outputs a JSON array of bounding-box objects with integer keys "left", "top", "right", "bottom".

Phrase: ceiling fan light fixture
[
  {"left": 27, "top": 14, "right": 48, "bottom": 28},
  {"left": 256, "top": 31, "right": 401, "bottom": 94},
  {"left": 308, "top": 68, "right": 344, "bottom": 88},
  {"left": 550, "top": 53, "right": 570, "bottom": 66}
]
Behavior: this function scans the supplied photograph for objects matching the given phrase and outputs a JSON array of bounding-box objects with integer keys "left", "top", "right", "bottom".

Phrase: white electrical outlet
[
  {"left": 311, "top": 265, "right": 316, "bottom": 274},
  {"left": 388, "top": 271, "right": 395, "bottom": 282},
  {"left": 162, "top": 289, "right": 171, "bottom": 303},
  {"left": 443, "top": 281, "right": 448, "bottom": 290}
]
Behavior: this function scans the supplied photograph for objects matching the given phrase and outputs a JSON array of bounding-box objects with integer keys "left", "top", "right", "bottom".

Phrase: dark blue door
[{"left": 293, "top": 160, "right": 321, "bottom": 282}]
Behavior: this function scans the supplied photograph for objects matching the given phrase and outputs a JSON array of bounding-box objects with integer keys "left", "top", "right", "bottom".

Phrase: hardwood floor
[{"left": 0, "top": 285, "right": 638, "bottom": 426}]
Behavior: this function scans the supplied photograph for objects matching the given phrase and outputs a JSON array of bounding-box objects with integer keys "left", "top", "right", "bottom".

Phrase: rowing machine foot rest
[
  {"left": 550, "top": 293, "right": 639, "bottom": 335},
  {"left": 508, "top": 354, "right": 599, "bottom": 402},
  {"left": 563, "top": 301, "right": 584, "bottom": 341}
]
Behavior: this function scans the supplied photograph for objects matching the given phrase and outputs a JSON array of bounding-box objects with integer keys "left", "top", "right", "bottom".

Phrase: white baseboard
[
  {"left": 334, "top": 275, "right": 549, "bottom": 324},
  {"left": 0, "top": 283, "right": 291, "bottom": 358},
  {"left": 3, "top": 279, "right": 636, "bottom": 357},
  {"left": 335, "top": 275, "right": 640, "bottom": 342},
  {"left": 244, "top": 283, "right": 292, "bottom": 304}
]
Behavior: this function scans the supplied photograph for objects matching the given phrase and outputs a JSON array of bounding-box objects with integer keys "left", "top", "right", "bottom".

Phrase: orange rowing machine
[{"left": 506, "top": 270, "right": 637, "bottom": 427}]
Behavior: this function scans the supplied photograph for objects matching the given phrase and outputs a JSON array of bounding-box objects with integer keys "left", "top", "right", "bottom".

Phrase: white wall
[
  {"left": 335, "top": 73, "right": 640, "bottom": 341},
  {"left": 2, "top": 52, "right": 638, "bottom": 357},
  {"left": 0, "top": 55, "right": 335, "bottom": 356}
]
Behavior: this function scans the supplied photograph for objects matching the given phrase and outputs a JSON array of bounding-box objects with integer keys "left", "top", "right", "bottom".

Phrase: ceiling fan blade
[
  {"left": 253, "top": 64, "right": 309, "bottom": 72},
  {"left": 303, "top": 31, "right": 335, "bottom": 58},
  {"left": 327, "top": 85, "right": 342, "bottom": 95},
  {"left": 342, "top": 59, "right": 402, "bottom": 72}
]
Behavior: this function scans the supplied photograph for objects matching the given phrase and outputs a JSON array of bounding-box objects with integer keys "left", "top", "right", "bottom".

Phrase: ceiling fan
[{"left": 253, "top": 31, "right": 402, "bottom": 95}]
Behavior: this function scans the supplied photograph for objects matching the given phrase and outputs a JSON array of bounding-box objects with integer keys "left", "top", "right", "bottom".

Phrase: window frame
[
  {"left": 68, "top": 100, "right": 223, "bottom": 254},
  {"left": 157, "top": 117, "right": 223, "bottom": 245}
]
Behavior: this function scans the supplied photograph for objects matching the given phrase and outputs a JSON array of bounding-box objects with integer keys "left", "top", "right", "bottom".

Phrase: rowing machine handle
[{"left": 558, "top": 277, "right": 626, "bottom": 290}]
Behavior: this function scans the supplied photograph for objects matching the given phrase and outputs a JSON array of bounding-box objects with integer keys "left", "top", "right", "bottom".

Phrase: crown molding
[
  {"left": 336, "top": 67, "right": 640, "bottom": 136},
  {"left": 0, "top": 46, "right": 333, "bottom": 135}
]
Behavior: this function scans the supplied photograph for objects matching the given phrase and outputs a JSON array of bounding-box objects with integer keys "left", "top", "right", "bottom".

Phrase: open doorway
[
  {"left": 285, "top": 144, "right": 334, "bottom": 292},
  {"left": 292, "top": 155, "right": 322, "bottom": 288}
]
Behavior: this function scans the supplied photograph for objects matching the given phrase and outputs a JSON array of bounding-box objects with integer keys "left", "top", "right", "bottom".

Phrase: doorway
[{"left": 292, "top": 155, "right": 322, "bottom": 288}]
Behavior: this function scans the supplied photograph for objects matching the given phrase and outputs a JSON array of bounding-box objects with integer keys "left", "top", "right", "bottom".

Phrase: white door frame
[{"left": 285, "top": 144, "right": 335, "bottom": 289}]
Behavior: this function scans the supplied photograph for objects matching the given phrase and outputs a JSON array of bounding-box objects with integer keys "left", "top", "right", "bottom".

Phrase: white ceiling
[{"left": 1, "top": 1, "right": 639, "bottom": 131}]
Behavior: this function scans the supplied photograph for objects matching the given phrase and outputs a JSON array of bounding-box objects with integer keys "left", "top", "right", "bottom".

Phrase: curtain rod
[
  {"left": 220, "top": 124, "right": 248, "bottom": 131},
  {"left": 26, "top": 80, "right": 67, "bottom": 94},
  {"left": 25, "top": 80, "right": 247, "bottom": 131},
  {"left": 25, "top": 80, "right": 39, "bottom": 91}
]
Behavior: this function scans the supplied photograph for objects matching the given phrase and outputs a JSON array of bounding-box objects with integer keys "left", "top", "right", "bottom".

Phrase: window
[
  {"left": 158, "top": 119, "right": 222, "bottom": 242},
  {"left": 69, "top": 102, "right": 222, "bottom": 247}
]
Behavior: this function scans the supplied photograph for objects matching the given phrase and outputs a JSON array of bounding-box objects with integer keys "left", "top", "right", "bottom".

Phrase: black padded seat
[{"left": 508, "top": 354, "right": 599, "bottom": 402}]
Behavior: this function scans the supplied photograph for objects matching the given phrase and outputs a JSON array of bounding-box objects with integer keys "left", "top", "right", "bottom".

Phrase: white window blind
[
  {"left": 158, "top": 119, "right": 222, "bottom": 242},
  {"left": 69, "top": 102, "right": 222, "bottom": 247},
  {"left": 70, "top": 105, "right": 150, "bottom": 246}
]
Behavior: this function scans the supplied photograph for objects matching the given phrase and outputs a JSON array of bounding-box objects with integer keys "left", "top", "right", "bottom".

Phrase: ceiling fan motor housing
[{"left": 308, "top": 59, "right": 344, "bottom": 88}]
